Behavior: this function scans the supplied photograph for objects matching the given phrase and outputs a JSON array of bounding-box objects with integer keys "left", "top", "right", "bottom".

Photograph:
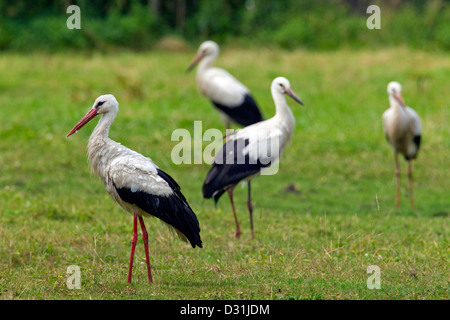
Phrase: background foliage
[{"left": 0, "top": 0, "right": 449, "bottom": 52}]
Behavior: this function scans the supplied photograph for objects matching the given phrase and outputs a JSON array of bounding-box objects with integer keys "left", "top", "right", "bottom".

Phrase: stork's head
[
  {"left": 66, "top": 94, "right": 119, "bottom": 137},
  {"left": 92, "top": 94, "right": 119, "bottom": 114},
  {"left": 186, "top": 40, "right": 219, "bottom": 72},
  {"left": 387, "top": 81, "right": 405, "bottom": 106},
  {"left": 272, "top": 77, "right": 304, "bottom": 105}
]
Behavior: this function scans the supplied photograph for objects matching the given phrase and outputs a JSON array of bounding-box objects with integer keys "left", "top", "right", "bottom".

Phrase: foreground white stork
[
  {"left": 66, "top": 94, "right": 202, "bottom": 283},
  {"left": 186, "top": 40, "right": 264, "bottom": 130},
  {"left": 382, "top": 81, "right": 422, "bottom": 209},
  {"left": 202, "top": 77, "right": 303, "bottom": 239}
]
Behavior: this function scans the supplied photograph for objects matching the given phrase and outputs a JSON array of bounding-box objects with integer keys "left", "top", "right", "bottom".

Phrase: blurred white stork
[
  {"left": 202, "top": 77, "right": 304, "bottom": 239},
  {"left": 382, "top": 81, "right": 422, "bottom": 209},
  {"left": 186, "top": 40, "right": 264, "bottom": 130},
  {"left": 66, "top": 94, "right": 202, "bottom": 283}
]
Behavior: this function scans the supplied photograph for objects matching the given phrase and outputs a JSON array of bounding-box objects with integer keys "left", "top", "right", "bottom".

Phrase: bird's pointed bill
[
  {"left": 285, "top": 88, "right": 304, "bottom": 105},
  {"left": 394, "top": 92, "right": 406, "bottom": 107},
  {"left": 186, "top": 54, "right": 203, "bottom": 73},
  {"left": 66, "top": 108, "right": 98, "bottom": 137}
]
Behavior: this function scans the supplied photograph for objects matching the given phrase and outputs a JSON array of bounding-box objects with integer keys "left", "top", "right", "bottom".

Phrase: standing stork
[
  {"left": 382, "top": 81, "right": 422, "bottom": 209},
  {"left": 202, "top": 77, "right": 303, "bottom": 239},
  {"left": 66, "top": 94, "right": 202, "bottom": 283},
  {"left": 186, "top": 40, "right": 264, "bottom": 130}
]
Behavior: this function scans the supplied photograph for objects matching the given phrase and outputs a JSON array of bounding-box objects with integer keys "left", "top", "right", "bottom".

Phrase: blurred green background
[
  {"left": 0, "top": 0, "right": 449, "bottom": 300},
  {"left": 1, "top": 0, "right": 449, "bottom": 52}
]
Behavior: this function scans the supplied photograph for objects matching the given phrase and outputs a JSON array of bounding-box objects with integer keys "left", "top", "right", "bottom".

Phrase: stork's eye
[{"left": 95, "top": 101, "right": 105, "bottom": 109}]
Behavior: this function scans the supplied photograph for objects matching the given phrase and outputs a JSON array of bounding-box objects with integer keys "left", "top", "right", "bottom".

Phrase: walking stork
[
  {"left": 66, "top": 94, "right": 202, "bottom": 283},
  {"left": 202, "top": 77, "right": 303, "bottom": 239},
  {"left": 186, "top": 40, "right": 264, "bottom": 130},
  {"left": 382, "top": 81, "right": 422, "bottom": 209}
]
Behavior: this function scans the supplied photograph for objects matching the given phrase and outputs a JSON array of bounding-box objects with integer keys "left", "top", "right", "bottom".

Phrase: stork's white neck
[
  {"left": 389, "top": 95, "right": 398, "bottom": 108},
  {"left": 197, "top": 54, "right": 216, "bottom": 75},
  {"left": 92, "top": 110, "right": 117, "bottom": 139},
  {"left": 388, "top": 95, "right": 407, "bottom": 117},
  {"left": 271, "top": 89, "right": 295, "bottom": 140},
  {"left": 87, "top": 110, "right": 119, "bottom": 182}
]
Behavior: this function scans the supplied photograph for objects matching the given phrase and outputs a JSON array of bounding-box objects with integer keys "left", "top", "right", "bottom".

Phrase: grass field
[{"left": 0, "top": 47, "right": 448, "bottom": 300}]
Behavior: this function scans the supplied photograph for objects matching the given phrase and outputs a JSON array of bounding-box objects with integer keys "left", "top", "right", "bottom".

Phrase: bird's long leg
[
  {"left": 225, "top": 121, "right": 231, "bottom": 142},
  {"left": 395, "top": 152, "right": 401, "bottom": 208},
  {"left": 408, "top": 160, "right": 415, "bottom": 210},
  {"left": 127, "top": 213, "right": 138, "bottom": 283},
  {"left": 227, "top": 186, "right": 241, "bottom": 238},
  {"left": 138, "top": 216, "right": 153, "bottom": 283},
  {"left": 247, "top": 181, "right": 254, "bottom": 240}
]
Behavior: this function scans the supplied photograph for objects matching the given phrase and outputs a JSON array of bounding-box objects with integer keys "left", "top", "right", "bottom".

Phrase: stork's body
[
  {"left": 67, "top": 95, "right": 202, "bottom": 283},
  {"left": 187, "top": 41, "right": 263, "bottom": 129},
  {"left": 382, "top": 81, "right": 421, "bottom": 209},
  {"left": 202, "top": 77, "right": 303, "bottom": 239}
]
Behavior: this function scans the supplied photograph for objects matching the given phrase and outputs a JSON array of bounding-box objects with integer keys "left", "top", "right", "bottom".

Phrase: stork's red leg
[
  {"left": 394, "top": 152, "right": 401, "bottom": 208},
  {"left": 127, "top": 213, "right": 138, "bottom": 283},
  {"left": 226, "top": 121, "right": 231, "bottom": 133},
  {"left": 227, "top": 186, "right": 241, "bottom": 238},
  {"left": 408, "top": 160, "right": 415, "bottom": 210},
  {"left": 247, "top": 181, "right": 254, "bottom": 240},
  {"left": 138, "top": 216, "right": 153, "bottom": 283}
]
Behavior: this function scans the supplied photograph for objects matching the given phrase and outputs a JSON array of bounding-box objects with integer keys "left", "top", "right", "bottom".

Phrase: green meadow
[{"left": 0, "top": 47, "right": 448, "bottom": 299}]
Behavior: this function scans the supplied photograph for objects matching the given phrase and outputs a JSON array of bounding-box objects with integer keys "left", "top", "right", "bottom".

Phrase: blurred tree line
[{"left": 0, "top": 0, "right": 449, "bottom": 51}]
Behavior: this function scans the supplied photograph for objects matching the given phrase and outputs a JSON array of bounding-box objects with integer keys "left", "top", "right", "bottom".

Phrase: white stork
[
  {"left": 66, "top": 94, "right": 202, "bottom": 283},
  {"left": 382, "top": 81, "right": 422, "bottom": 209},
  {"left": 202, "top": 77, "right": 303, "bottom": 239},
  {"left": 186, "top": 40, "right": 264, "bottom": 130}
]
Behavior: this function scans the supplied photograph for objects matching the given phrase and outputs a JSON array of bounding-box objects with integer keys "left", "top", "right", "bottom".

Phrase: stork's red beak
[
  {"left": 394, "top": 92, "right": 405, "bottom": 107},
  {"left": 285, "top": 88, "right": 304, "bottom": 106},
  {"left": 66, "top": 108, "right": 98, "bottom": 137},
  {"left": 186, "top": 54, "right": 203, "bottom": 73}
]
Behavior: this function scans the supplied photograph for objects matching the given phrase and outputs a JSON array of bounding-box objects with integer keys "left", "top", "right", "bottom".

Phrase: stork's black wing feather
[
  {"left": 404, "top": 135, "right": 422, "bottom": 161},
  {"left": 114, "top": 169, "right": 202, "bottom": 248},
  {"left": 202, "top": 138, "right": 270, "bottom": 204},
  {"left": 212, "top": 94, "right": 263, "bottom": 126},
  {"left": 413, "top": 135, "right": 421, "bottom": 151}
]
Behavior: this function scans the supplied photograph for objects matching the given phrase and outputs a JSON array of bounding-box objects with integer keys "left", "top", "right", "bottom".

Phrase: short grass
[{"left": 0, "top": 47, "right": 448, "bottom": 300}]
